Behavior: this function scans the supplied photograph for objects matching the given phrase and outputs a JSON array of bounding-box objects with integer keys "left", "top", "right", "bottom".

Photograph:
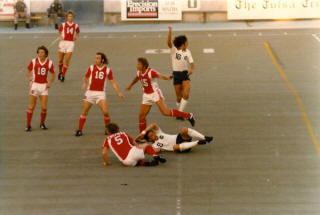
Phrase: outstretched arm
[
  {"left": 167, "top": 26, "right": 173, "bottom": 48},
  {"left": 126, "top": 76, "right": 139, "bottom": 91},
  {"left": 102, "top": 147, "right": 110, "bottom": 166},
  {"left": 110, "top": 79, "right": 125, "bottom": 98},
  {"left": 135, "top": 123, "right": 160, "bottom": 140},
  {"left": 158, "top": 74, "right": 173, "bottom": 81}
]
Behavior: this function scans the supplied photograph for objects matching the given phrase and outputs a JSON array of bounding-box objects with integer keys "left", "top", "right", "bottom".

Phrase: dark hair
[
  {"left": 37, "top": 45, "right": 49, "bottom": 57},
  {"left": 106, "top": 122, "right": 119, "bottom": 134},
  {"left": 96, "top": 52, "right": 108, "bottom": 65},
  {"left": 144, "top": 130, "right": 153, "bottom": 142},
  {"left": 137, "top": 57, "right": 149, "bottom": 69},
  {"left": 173, "top": 35, "right": 188, "bottom": 49},
  {"left": 66, "top": 10, "right": 75, "bottom": 17}
]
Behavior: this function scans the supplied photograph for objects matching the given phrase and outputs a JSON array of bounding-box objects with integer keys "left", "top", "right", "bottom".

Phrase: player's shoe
[
  {"left": 75, "top": 130, "right": 83, "bottom": 137},
  {"left": 60, "top": 76, "right": 65, "bottom": 82},
  {"left": 187, "top": 113, "right": 195, "bottom": 127},
  {"left": 143, "top": 160, "right": 159, "bottom": 166},
  {"left": 40, "top": 124, "right": 48, "bottom": 130},
  {"left": 176, "top": 117, "right": 185, "bottom": 121},
  {"left": 205, "top": 136, "right": 214, "bottom": 143},
  {"left": 58, "top": 73, "right": 62, "bottom": 80},
  {"left": 25, "top": 126, "right": 32, "bottom": 132},
  {"left": 197, "top": 140, "right": 207, "bottom": 145},
  {"left": 153, "top": 155, "right": 166, "bottom": 163}
]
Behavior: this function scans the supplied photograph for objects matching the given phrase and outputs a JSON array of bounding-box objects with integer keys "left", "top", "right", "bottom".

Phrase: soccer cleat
[
  {"left": 60, "top": 76, "right": 65, "bottom": 82},
  {"left": 187, "top": 113, "right": 195, "bottom": 127},
  {"left": 176, "top": 116, "right": 185, "bottom": 121},
  {"left": 153, "top": 155, "right": 166, "bottom": 163},
  {"left": 143, "top": 160, "right": 159, "bottom": 166},
  {"left": 25, "top": 126, "right": 32, "bottom": 132},
  {"left": 205, "top": 136, "right": 214, "bottom": 143},
  {"left": 40, "top": 124, "right": 48, "bottom": 130},
  {"left": 58, "top": 73, "right": 62, "bottom": 80},
  {"left": 75, "top": 130, "right": 83, "bottom": 137},
  {"left": 197, "top": 140, "right": 207, "bottom": 145}
]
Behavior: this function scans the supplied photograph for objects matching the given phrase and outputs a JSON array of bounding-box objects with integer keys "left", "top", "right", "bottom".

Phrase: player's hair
[
  {"left": 96, "top": 52, "right": 108, "bottom": 65},
  {"left": 173, "top": 35, "right": 188, "bottom": 49},
  {"left": 137, "top": 57, "right": 149, "bottom": 69},
  {"left": 66, "top": 10, "right": 75, "bottom": 18},
  {"left": 144, "top": 130, "right": 153, "bottom": 142},
  {"left": 106, "top": 122, "right": 119, "bottom": 134},
  {"left": 37, "top": 45, "right": 49, "bottom": 57}
]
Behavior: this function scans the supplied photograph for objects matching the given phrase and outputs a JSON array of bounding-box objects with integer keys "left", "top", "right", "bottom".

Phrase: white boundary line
[{"left": 312, "top": 34, "right": 320, "bottom": 43}]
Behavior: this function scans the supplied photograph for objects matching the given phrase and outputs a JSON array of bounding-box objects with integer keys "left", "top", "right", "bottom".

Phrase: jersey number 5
[
  {"left": 114, "top": 134, "right": 123, "bottom": 145},
  {"left": 141, "top": 79, "right": 149, "bottom": 87},
  {"left": 95, "top": 71, "right": 104, "bottom": 80}
]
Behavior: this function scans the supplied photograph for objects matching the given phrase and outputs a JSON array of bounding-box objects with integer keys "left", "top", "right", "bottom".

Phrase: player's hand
[
  {"left": 104, "top": 161, "right": 110, "bottom": 166},
  {"left": 59, "top": 35, "right": 63, "bottom": 40},
  {"left": 125, "top": 86, "right": 131, "bottom": 91},
  {"left": 118, "top": 92, "right": 125, "bottom": 99},
  {"left": 169, "top": 75, "right": 173, "bottom": 80},
  {"left": 188, "top": 70, "right": 193, "bottom": 76},
  {"left": 46, "top": 82, "right": 51, "bottom": 88},
  {"left": 28, "top": 76, "right": 33, "bottom": 82},
  {"left": 74, "top": 37, "right": 77, "bottom": 41}
]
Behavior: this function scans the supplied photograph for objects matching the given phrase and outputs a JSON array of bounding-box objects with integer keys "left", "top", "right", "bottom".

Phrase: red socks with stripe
[
  {"left": 170, "top": 109, "right": 191, "bottom": 119},
  {"left": 78, "top": 115, "right": 86, "bottom": 131},
  {"left": 139, "top": 119, "right": 146, "bottom": 133},
  {"left": 26, "top": 108, "right": 33, "bottom": 127},
  {"left": 62, "top": 65, "right": 68, "bottom": 77},
  {"left": 40, "top": 109, "right": 47, "bottom": 125},
  {"left": 145, "top": 145, "right": 157, "bottom": 156}
]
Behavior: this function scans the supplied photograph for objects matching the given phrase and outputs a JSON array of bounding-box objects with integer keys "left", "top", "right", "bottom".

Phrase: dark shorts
[
  {"left": 173, "top": 71, "right": 190, "bottom": 85},
  {"left": 176, "top": 133, "right": 192, "bottom": 153}
]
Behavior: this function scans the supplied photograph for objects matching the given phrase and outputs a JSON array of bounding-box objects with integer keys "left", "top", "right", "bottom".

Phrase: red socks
[
  {"left": 62, "top": 65, "right": 68, "bottom": 77},
  {"left": 78, "top": 115, "right": 86, "bottom": 131},
  {"left": 145, "top": 145, "right": 157, "bottom": 156},
  {"left": 58, "top": 63, "right": 63, "bottom": 74},
  {"left": 139, "top": 119, "right": 146, "bottom": 133},
  {"left": 104, "top": 116, "right": 110, "bottom": 126},
  {"left": 40, "top": 109, "right": 47, "bottom": 125},
  {"left": 170, "top": 109, "right": 191, "bottom": 119},
  {"left": 26, "top": 108, "right": 33, "bottom": 127}
]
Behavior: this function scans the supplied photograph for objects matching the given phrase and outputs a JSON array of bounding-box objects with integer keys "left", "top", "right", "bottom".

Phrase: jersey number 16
[{"left": 95, "top": 71, "right": 105, "bottom": 80}]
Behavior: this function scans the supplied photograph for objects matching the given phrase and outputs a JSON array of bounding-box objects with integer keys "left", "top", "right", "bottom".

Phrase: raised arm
[
  {"left": 126, "top": 76, "right": 139, "bottom": 91},
  {"left": 110, "top": 79, "right": 124, "bottom": 99},
  {"left": 167, "top": 26, "right": 173, "bottom": 48},
  {"left": 135, "top": 122, "right": 160, "bottom": 140}
]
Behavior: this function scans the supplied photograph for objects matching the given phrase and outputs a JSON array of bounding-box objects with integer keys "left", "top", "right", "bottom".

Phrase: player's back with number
[
  {"left": 28, "top": 58, "right": 54, "bottom": 83},
  {"left": 104, "top": 132, "right": 134, "bottom": 161}
]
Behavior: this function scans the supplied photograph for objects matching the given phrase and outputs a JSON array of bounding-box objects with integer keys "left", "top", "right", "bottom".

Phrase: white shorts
[
  {"left": 122, "top": 146, "right": 145, "bottom": 167},
  {"left": 84, "top": 90, "right": 106, "bottom": 104},
  {"left": 58, "top": 40, "right": 75, "bottom": 53},
  {"left": 142, "top": 89, "right": 164, "bottom": 105},
  {"left": 29, "top": 82, "right": 48, "bottom": 97}
]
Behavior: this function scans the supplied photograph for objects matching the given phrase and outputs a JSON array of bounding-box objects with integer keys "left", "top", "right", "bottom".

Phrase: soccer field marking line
[
  {"left": 48, "top": 37, "right": 59, "bottom": 48},
  {"left": 312, "top": 33, "right": 320, "bottom": 43},
  {"left": 176, "top": 156, "right": 182, "bottom": 215},
  {"left": 203, "top": 48, "right": 215, "bottom": 53},
  {"left": 264, "top": 41, "right": 320, "bottom": 158}
]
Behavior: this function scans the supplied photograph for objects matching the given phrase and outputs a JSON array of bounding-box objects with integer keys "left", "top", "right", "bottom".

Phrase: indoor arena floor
[{"left": 1, "top": 28, "right": 320, "bottom": 215}]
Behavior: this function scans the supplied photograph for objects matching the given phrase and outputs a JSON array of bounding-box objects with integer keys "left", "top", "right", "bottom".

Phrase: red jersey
[
  {"left": 58, "top": 22, "right": 80, "bottom": 41},
  {"left": 27, "top": 58, "right": 54, "bottom": 84},
  {"left": 103, "top": 132, "right": 135, "bottom": 161},
  {"left": 85, "top": 65, "right": 113, "bottom": 91},
  {"left": 137, "top": 68, "right": 160, "bottom": 94}
]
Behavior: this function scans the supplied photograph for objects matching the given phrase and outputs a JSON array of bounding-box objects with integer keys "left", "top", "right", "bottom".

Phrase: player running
[
  {"left": 126, "top": 57, "right": 195, "bottom": 133},
  {"left": 25, "top": 46, "right": 55, "bottom": 131},
  {"left": 102, "top": 122, "right": 166, "bottom": 167},
  {"left": 75, "top": 52, "right": 124, "bottom": 137},
  {"left": 57, "top": 10, "right": 80, "bottom": 82},
  {"left": 136, "top": 123, "right": 213, "bottom": 152},
  {"left": 167, "top": 26, "right": 194, "bottom": 120}
]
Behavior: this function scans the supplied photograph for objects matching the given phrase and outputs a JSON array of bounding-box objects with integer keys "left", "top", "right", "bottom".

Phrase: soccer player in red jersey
[
  {"left": 57, "top": 10, "right": 80, "bottom": 82},
  {"left": 75, "top": 53, "right": 124, "bottom": 136},
  {"left": 25, "top": 46, "right": 55, "bottom": 131},
  {"left": 102, "top": 122, "right": 166, "bottom": 167},
  {"left": 126, "top": 57, "right": 195, "bottom": 134}
]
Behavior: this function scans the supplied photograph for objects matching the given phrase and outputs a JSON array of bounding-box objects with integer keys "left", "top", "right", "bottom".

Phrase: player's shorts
[
  {"left": 142, "top": 89, "right": 164, "bottom": 105},
  {"left": 29, "top": 82, "right": 48, "bottom": 97},
  {"left": 122, "top": 146, "right": 145, "bottom": 167},
  {"left": 176, "top": 133, "right": 192, "bottom": 153},
  {"left": 84, "top": 90, "right": 106, "bottom": 104},
  {"left": 173, "top": 71, "right": 190, "bottom": 85},
  {"left": 58, "top": 40, "right": 74, "bottom": 53}
]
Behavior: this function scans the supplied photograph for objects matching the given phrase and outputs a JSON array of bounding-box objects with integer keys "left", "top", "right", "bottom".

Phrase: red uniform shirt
[
  {"left": 27, "top": 58, "right": 54, "bottom": 84},
  {"left": 58, "top": 22, "right": 80, "bottom": 41},
  {"left": 85, "top": 65, "right": 113, "bottom": 91},
  {"left": 103, "top": 132, "right": 135, "bottom": 161},
  {"left": 137, "top": 68, "right": 160, "bottom": 94}
]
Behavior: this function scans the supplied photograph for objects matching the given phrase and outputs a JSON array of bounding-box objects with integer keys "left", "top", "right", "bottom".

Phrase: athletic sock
[
  {"left": 179, "top": 141, "right": 198, "bottom": 152},
  {"left": 40, "top": 109, "right": 47, "bottom": 125},
  {"left": 26, "top": 108, "right": 33, "bottom": 127},
  {"left": 104, "top": 116, "right": 110, "bottom": 126},
  {"left": 145, "top": 145, "right": 157, "bottom": 156},
  {"left": 179, "top": 98, "right": 188, "bottom": 112},
  {"left": 62, "top": 65, "right": 68, "bottom": 77},
  {"left": 58, "top": 63, "right": 63, "bottom": 74},
  {"left": 170, "top": 109, "right": 191, "bottom": 119},
  {"left": 139, "top": 119, "right": 146, "bottom": 133},
  {"left": 78, "top": 115, "right": 86, "bottom": 131},
  {"left": 187, "top": 128, "right": 205, "bottom": 140}
]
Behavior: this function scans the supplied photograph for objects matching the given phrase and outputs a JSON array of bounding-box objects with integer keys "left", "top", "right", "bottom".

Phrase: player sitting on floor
[{"left": 136, "top": 123, "right": 213, "bottom": 152}]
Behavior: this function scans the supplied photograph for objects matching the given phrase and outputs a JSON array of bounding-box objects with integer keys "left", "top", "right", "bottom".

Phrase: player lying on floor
[
  {"left": 136, "top": 123, "right": 214, "bottom": 152},
  {"left": 102, "top": 122, "right": 166, "bottom": 167}
]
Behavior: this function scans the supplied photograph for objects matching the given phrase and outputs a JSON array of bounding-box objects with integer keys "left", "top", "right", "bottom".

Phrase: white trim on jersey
[
  {"left": 61, "top": 23, "right": 65, "bottom": 39},
  {"left": 104, "top": 67, "right": 110, "bottom": 92},
  {"left": 31, "top": 58, "right": 36, "bottom": 82},
  {"left": 87, "top": 65, "right": 94, "bottom": 91}
]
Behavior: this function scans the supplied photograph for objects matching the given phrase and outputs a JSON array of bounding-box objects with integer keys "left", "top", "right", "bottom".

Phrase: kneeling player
[
  {"left": 102, "top": 123, "right": 166, "bottom": 167},
  {"left": 136, "top": 123, "right": 213, "bottom": 152}
]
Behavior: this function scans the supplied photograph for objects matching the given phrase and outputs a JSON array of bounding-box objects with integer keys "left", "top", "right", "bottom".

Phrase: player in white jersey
[
  {"left": 136, "top": 123, "right": 213, "bottom": 152},
  {"left": 167, "top": 26, "right": 194, "bottom": 120}
]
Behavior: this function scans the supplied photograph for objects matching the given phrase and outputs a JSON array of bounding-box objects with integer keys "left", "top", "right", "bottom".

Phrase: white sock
[
  {"left": 187, "top": 128, "right": 205, "bottom": 140},
  {"left": 179, "top": 141, "right": 198, "bottom": 152},
  {"left": 176, "top": 102, "right": 180, "bottom": 108},
  {"left": 179, "top": 98, "right": 188, "bottom": 112}
]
